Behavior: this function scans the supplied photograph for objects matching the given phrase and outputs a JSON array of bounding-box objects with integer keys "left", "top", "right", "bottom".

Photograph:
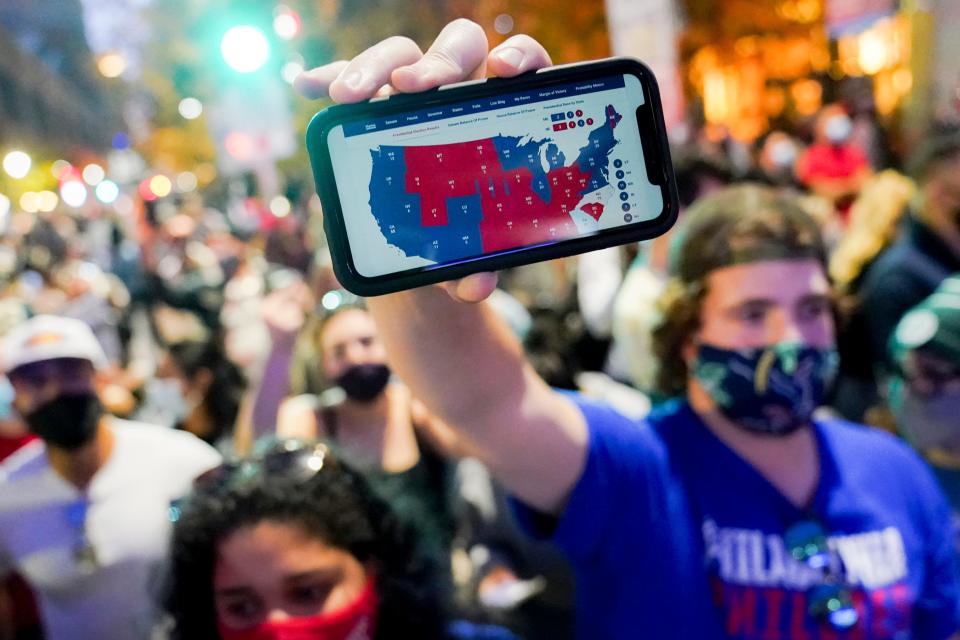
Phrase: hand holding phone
[{"left": 299, "top": 22, "right": 677, "bottom": 298}]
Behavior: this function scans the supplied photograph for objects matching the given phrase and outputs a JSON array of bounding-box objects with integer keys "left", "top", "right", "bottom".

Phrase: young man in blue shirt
[{"left": 296, "top": 20, "right": 959, "bottom": 639}]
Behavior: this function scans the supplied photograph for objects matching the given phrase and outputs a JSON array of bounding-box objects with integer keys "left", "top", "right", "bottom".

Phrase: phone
[{"left": 306, "top": 57, "right": 678, "bottom": 296}]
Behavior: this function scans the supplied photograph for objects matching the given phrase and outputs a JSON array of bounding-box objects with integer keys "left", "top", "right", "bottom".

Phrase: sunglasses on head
[
  {"left": 783, "top": 518, "right": 859, "bottom": 631},
  {"left": 169, "top": 440, "right": 336, "bottom": 523}
]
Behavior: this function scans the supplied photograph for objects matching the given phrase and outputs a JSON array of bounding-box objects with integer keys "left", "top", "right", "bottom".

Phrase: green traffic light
[{"left": 220, "top": 25, "right": 270, "bottom": 73}]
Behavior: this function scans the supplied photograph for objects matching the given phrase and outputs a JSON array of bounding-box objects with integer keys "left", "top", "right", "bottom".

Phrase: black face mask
[
  {"left": 23, "top": 392, "right": 104, "bottom": 451},
  {"left": 336, "top": 364, "right": 391, "bottom": 403}
]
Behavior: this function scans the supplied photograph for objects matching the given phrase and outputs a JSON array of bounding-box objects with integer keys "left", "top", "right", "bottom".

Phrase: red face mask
[{"left": 217, "top": 578, "right": 379, "bottom": 640}]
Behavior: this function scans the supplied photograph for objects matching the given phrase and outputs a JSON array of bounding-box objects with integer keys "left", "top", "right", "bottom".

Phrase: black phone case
[{"left": 306, "top": 57, "right": 678, "bottom": 296}]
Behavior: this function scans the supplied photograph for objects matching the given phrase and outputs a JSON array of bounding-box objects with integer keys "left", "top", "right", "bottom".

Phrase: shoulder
[
  {"left": 0, "top": 439, "right": 46, "bottom": 484},
  {"left": 112, "top": 419, "right": 221, "bottom": 468},
  {"left": 563, "top": 391, "right": 669, "bottom": 471},
  {"left": 818, "top": 416, "right": 942, "bottom": 495},
  {"left": 0, "top": 440, "right": 59, "bottom": 516},
  {"left": 819, "top": 416, "right": 918, "bottom": 461},
  {"left": 862, "top": 234, "right": 934, "bottom": 288}
]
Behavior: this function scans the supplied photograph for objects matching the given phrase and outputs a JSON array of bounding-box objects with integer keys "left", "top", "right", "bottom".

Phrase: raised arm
[{"left": 296, "top": 20, "right": 588, "bottom": 514}]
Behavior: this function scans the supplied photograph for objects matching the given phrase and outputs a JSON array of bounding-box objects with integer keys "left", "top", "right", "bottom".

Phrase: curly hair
[
  {"left": 651, "top": 184, "right": 829, "bottom": 397},
  {"left": 161, "top": 456, "right": 448, "bottom": 639}
]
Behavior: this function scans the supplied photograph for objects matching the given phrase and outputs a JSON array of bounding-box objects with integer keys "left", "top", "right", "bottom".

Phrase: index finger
[{"left": 295, "top": 35, "right": 423, "bottom": 103}]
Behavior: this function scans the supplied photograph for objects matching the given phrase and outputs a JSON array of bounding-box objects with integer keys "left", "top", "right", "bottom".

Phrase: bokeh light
[
  {"left": 139, "top": 179, "right": 157, "bottom": 202},
  {"left": 3, "top": 151, "right": 31, "bottom": 179},
  {"left": 273, "top": 6, "right": 301, "bottom": 40},
  {"left": 36, "top": 191, "right": 58, "bottom": 213},
  {"left": 269, "top": 195, "right": 291, "bottom": 218},
  {"left": 494, "top": 14, "right": 515, "bottom": 34},
  {"left": 221, "top": 26, "right": 270, "bottom": 73},
  {"left": 149, "top": 175, "right": 173, "bottom": 198},
  {"left": 178, "top": 97, "right": 203, "bottom": 120},
  {"left": 95, "top": 180, "right": 120, "bottom": 204},
  {"left": 176, "top": 171, "right": 198, "bottom": 192},
  {"left": 60, "top": 181, "right": 88, "bottom": 208},
  {"left": 321, "top": 290, "right": 343, "bottom": 311},
  {"left": 97, "top": 52, "right": 127, "bottom": 78},
  {"left": 282, "top": 60, "right": 304, "bottom": 85},
  {"left": 19, "top": 192, "right": 39, "bottom": 214},
  {"left": 224, "top": 131, "right": 256, "bottom": 160},
  {"left": 82, "top": 163, "right": 105, "bottom": 185},
  {"left": 111, "top": 132, "right": 130, "bottom": 150},
  {"left": 51, "top": 159, "right": 72, "bottom": 179}
]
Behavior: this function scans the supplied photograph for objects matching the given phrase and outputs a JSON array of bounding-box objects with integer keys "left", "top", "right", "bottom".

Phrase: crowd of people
[{"left": 1, "top": 18, "right": 959, "bottom": 640}]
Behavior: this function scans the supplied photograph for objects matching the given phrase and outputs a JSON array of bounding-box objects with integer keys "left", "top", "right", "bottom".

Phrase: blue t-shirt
[{"left": 514, "top": 397, "right": 959, "bottom": 639}]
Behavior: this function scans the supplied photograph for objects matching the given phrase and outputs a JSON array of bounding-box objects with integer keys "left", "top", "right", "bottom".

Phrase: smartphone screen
[{"left": 325, "top": 72, "right": 663, "bottom": 279}]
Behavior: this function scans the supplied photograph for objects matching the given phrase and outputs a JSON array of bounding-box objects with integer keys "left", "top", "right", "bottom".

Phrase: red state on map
[
  {"left": 403, "top": 140, "right": 593, "bottom": 253},
  {"left": 579, "top": 203, "right": 604, "bottom": 221}
]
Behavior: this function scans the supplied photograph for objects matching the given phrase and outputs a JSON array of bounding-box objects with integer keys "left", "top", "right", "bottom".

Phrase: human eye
[
  {"left": 289, "top": 581, "right": 332, "bottom": 606},
  {"left": 734, "top": 302, "right": 768, "bottom": 325},
  {"left": 798, "top": 296, "right": 831, "bottom": 322},
  {"left": 217, "top": 595, "right": 264, "bottom": 627}
]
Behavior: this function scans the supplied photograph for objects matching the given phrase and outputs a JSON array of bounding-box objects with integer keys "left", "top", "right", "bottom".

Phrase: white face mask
[
  {"left": 824, "top": 115, "right": 853, "bottom": 144},
  {"left": 768, "top": 139, "right": 798, "bottom": 169},
  {"left": 142, "top": 377, "right": 193, "bottom": 427}
]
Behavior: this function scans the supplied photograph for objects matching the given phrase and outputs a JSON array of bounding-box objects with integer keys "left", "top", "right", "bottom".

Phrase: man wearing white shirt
[{"left": 0, "top": 316, "right": 221, "bottom": 640}]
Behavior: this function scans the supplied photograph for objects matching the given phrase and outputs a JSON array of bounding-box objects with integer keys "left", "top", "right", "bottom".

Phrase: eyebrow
[
  {"left": 796, "top": 293, "right": 831, "bottom": 305},
  {"left": 284, "top": 569, "right": 339, "bottom": 583},
  {"left": 214, "top": 586, "right": 255, "bottom": 598}
]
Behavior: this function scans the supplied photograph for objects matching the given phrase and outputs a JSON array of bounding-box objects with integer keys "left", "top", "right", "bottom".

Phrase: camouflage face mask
[{"left": 692, "top": 342, "right": 838, "bottom": 436}]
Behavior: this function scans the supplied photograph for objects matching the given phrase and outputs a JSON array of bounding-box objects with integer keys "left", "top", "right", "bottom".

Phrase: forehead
[
  {"left": 214, "top": 521, "right": 341, "bottom": 581},
  {"left": 320, "top": 309, "right": 376, "bottom": 345},
  {"left": 703, "top": 259, "right": 829, "bottom": 304}
]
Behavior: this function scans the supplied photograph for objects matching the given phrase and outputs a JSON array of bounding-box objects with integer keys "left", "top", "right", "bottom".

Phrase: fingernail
[
  {"left": 495, "top": 47, "right": 524, "bottom": 68},
  {"left": 342, "top": 71, "right": 365, "bottom": 90}
]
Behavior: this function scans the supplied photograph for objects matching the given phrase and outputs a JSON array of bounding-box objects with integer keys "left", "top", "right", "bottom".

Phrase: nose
[
  {"left": 264, "top": 608, "right": 293, "bottom": 623},
  {"left": 772, "top": 310, "right": 805, "bottom": 344}
]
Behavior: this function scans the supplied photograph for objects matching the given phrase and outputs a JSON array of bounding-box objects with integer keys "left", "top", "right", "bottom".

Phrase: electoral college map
[{"left": 327, "top": 74, "right": 661, "bottom": 278}]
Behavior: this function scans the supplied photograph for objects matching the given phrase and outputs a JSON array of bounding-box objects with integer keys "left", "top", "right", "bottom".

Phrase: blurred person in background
[
  {"left": 272, "top": 297, "right": 461, "bottom": 568},
  {"left": 296, "top": 22, "right": 958, "bottom": 636},
  {"left": 796, "top": 104, "right": 871, "bottom": 217},
  {"left": 162, "top": 439, "right": 515, "bottom": 640},
  {"left": 0, "top": 316, "right": 221, "bottom": 640},
  {"left": 886, "top": 275, "right": 960, "bottom": 520},
  {"left": 857, "top": 128, "right": 960, "bottom": 378},
  {"left": 750, "top": 130, "right": 804, "bottom": 190},
  {"left": 141, "top": 337, "right": 247, "bottom": 450},
  {"left": 829, "top": 170, "right": 916, "bottom": 422},
  {"left": 840, "top": 76, "right": 889, "bottom": 172},
  {"left": 0, "top": 375, "right": 41, "bottom": 640},
  {"left": 141, "top": 201, "right": 226, "bottom": 331}
]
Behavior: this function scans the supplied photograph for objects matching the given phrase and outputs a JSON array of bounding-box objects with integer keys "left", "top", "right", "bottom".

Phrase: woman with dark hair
[
  {"left": 275, "top": 297, "right": 463, "bottom": 566},
  {"left": 162, "top": 439, "right": 489, "bottom": 640},
  {"left": 149, "top": 337, "right": 247, "bottom": 447}
]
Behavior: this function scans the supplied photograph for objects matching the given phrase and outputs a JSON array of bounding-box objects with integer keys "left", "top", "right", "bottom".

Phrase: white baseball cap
[{"left": 2, "top": 315, "right": 108, "bottom": 374}]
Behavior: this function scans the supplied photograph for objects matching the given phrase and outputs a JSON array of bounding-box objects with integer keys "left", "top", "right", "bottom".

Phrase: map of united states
[{"left": 368, "top": 105, "right": 622, "bottom": 263}]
